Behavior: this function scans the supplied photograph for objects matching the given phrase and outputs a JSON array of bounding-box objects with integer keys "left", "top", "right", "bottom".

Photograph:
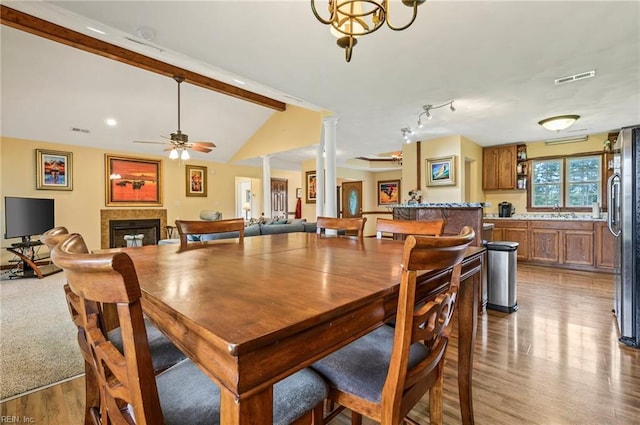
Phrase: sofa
[{"left": 159, "top": 216, "right": 316, "bottom": 245}]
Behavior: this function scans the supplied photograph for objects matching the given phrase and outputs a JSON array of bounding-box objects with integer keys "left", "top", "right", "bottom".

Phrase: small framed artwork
[
  {"left": 36, "top": 149, "right": 73, "bottom": 190},
  {"left": 378, "top": 179, "right": 401, "bottom": 205},
  {"left": 426, "top": 155, "right": 456, "bottom": 186},
  {"left": 186, "top": 165, "right": 207, "bottom": 197},
  {"left": 296, "top": 187, "right": 303, "bottom": 199},
  {"left": 305, "top": 171, "right": 317, "bottom": 203},
  {"left": 105, "top": 154, "right": 162, "bottom": 206}
]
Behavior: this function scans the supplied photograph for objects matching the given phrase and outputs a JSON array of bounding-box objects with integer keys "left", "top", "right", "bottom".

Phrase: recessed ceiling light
[
  {"left": 86, "top": 26, "right": 106, "bottom": 35},
  {"left": 105, "top": 118, "right": 117, "bottom": 127}
]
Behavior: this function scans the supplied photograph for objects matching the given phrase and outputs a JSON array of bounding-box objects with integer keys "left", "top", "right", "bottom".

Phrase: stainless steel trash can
[{"left": 485, "top": 241, "right": 518, "bottom": 313}]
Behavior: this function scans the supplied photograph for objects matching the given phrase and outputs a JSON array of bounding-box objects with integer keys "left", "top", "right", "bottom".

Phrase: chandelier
[{"left": 311, "top": 0, "right": 428, "bottom": 62}]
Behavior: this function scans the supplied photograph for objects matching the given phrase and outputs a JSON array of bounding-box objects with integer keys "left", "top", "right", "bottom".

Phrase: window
[{"left": 531, "top": 155, "right": 601, "bottom": 209}]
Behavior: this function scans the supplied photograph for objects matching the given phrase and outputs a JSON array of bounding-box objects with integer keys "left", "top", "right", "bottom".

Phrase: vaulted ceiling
[{"left": 2, "top": 1, "right": 639, "bottom": 170}]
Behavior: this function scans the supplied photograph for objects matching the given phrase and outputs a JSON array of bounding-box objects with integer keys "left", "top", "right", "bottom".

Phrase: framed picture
[
  {"left": 105, "top": 154, "right": 162, "bottom": 206},
  {"left": 378, "top": 179, "right": 401, "bottom": 205},
  {"left": 305, "top": 171, "right": 317, "bottom": 203},
  {"left": 185, "top": 165, "right": 207, "bottom": 197},
  {"left": 296, "top": 187, "right": 303, "bottom": 199},
  {"left": 35, "top": 149, "right": 73, "bottom": 190},
  {"left": 426, "top": 155, "right": 456, "bottom": 186}
]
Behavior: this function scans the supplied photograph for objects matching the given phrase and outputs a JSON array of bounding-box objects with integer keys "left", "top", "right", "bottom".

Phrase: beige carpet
[{"left": 0, "top": 271, "right": 83, "bottom": 401}]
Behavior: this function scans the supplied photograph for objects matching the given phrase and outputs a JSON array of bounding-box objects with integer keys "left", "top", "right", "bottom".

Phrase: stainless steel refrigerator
[{"left": 608, "top": 125, "right": 640, "bottom": 348}]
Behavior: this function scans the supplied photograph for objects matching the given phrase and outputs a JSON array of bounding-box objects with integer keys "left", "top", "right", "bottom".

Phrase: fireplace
[
  {"left": 100, "top": 209, "right": 167, "bottom": 249},
  {"left": 109, "top": 219, "right": 160, "bottom": 248}
]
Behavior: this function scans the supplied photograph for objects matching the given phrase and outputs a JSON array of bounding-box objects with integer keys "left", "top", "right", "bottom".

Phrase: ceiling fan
[{"left": 134, "top": 75, "right": 216, "bottom": 160}]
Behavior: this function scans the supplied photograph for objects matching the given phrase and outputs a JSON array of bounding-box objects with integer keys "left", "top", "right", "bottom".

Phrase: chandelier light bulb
[
  {"left": 169, "top": 148, "right": 179, "bottom": 160},
  {"left": 181, "top": 149, "right": 190, "bottom": 160}
]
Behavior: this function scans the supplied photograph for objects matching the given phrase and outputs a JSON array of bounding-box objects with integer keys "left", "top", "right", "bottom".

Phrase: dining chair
[
  {"left": 311, "top": 227, "right": 475, "bottom": 425},
  {"left": 42, "top": 227, "right": 187, "bottom": 425},
  {"left": 52, "top": 233, "right": 328, "bottom": 425},
  {"left": 375, "top": 218, "right": 445, "bottom": 239},
  {"left": 175, "top": 217, "right": 245, "bottom": 250},
  {"left": 316, "top": 216, "right": 367, "bottom": 238}
]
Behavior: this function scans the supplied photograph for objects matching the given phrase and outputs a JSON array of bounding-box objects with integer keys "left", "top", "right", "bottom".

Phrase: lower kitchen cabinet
[{"left": 485, "top": 219, "right": 609, "bottom": 272}]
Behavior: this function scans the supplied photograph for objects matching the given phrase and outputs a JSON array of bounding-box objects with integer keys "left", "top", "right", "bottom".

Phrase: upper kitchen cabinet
[{"left": 483, "top": 144, "right": 521, "bottom": 190}]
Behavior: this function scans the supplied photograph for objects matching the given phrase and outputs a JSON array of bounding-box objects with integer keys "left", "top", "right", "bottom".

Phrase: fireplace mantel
[{"left": 100, "top": 209, "right": 167, "bottom": 249}]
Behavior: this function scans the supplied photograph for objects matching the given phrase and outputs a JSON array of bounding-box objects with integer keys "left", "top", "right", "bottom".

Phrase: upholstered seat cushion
[
  {"left": 310, "top": 324, "right": 430, "bottom": 403},
  {"left": 108, "top": 318, "right": 186, "bottom": 373},
  {"left": 155, "top": 359, "right": 329, "bottom": 425}
]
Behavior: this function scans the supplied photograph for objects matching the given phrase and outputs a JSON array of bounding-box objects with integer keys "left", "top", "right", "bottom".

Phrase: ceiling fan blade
[
  {"left": 192, "top": 141, "right": 216, "bottom": 147},
  {"left": 133, "top": 140, "right": 169, "bottom": 145},
  {"left": 190, "top": 145, "right": 213, "bottom": 153},
  {"left": 163, "top": 147, "right": 176, "bottom": 152}
]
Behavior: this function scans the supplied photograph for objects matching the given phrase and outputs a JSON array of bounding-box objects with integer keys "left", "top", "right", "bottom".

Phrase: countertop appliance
[
  {"left": 498, "top": 202, "right": 514, "bottom": 217},
  {"left": 608, "top": 125, "right": 640, "bottom": 348}
]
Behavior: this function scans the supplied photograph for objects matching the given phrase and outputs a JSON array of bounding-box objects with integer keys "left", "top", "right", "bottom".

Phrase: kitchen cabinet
[
  {"left": 486, "top": 220, "right": 529, "bottom": 260},
  {"left": 483, "top": 144, "right": 518, "bottom": 190},
  {"left": 595, "top": 221, "right": 616, "bottom": 269},
  {"left": 485, "top": 219, "right": 609, "bottom": 272}
]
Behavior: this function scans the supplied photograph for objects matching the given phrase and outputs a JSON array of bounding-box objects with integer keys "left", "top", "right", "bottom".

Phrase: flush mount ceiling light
[
  {"left": 538, "top": 115, "right": 580, "bottom": 132},
  {"left": 417, "top": 100, "right": 455, "bottom": 128},
  {"left": 310, "top": 0, "right": 427, "bottom": 62}
]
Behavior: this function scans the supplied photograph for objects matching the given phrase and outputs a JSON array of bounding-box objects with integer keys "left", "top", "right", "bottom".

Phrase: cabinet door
[
  {"left": 482, "top": 147, "right": 499, "bottom": 190},
  {"left": 492, "top": 228, "right": 505, "bottom": 241},
  {"left": 530, "top": 229, "right": 559, "bottom": 263},
  {"left": 497, "top": 145, "right": 517, "bottom": 190},
  {"left": 595, "top": 222, "right": 616, "bottom": 269},
  {"left": 562, "top": 230, "right": 594, "bottom": 266},
  {"left": 504, "top": 228, "right": 529, "bottom": 260}
]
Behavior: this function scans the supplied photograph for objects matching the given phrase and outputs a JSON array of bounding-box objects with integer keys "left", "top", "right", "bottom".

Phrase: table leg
[
  {"left": 457, "top": 267, "right": 479, "bottom": 425},
  {"left": 220, "top": 385, "right": 273, "bottom": 424}
]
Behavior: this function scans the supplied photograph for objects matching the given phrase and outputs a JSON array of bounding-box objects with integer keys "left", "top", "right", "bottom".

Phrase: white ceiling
[{"left": 2, "top": 1, "right": 639, "bottom": 171}]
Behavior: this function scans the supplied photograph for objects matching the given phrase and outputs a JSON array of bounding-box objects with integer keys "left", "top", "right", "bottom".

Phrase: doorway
[
  {"left": 271, "top": 178, "right": 288, "bottom": 218},
  {"left": 341, "top": 181, "right": 363, "bottom": 218}
]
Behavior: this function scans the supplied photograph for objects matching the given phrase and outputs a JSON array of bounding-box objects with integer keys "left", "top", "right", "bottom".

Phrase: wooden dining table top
[{"left": 104, "top": 232, "right": 484, "bottom": 424}]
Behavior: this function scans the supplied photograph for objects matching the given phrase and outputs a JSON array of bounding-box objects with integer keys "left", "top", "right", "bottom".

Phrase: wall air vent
[
  {"left": 554, "top": 70, "right": 596, "bottom": 85},
  {"left": 71, "top": 127, "right": 90, "bottom": 133}
]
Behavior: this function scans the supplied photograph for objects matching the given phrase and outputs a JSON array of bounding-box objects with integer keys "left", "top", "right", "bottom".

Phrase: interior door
[
  {"left": 341, "top": 181, "right": 363, "bottom": 218},
  {"left": 271, "top": 178, "right": 288, "bottom": 218}
]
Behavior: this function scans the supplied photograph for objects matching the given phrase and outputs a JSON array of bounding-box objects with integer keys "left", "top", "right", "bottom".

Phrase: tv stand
[{"left": 5, "top": 240, "right": 62, "bottom": 279}]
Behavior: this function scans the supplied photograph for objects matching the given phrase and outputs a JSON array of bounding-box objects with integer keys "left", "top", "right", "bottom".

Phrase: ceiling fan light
[
  {"left": 538, "top": 115, "right": 580, "bottom": 131},
  {"left": 181, "top": 149, "right": 190, "bottom": 160},
  {"left": 169, "top": 148, "right": 179, "bottom": 159}
]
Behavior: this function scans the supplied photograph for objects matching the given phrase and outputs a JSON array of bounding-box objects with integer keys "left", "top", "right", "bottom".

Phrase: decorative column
[
  {"left": 315, "top": 143, "right": 325, "bottom": 220},
  {"left": 262, "top": 155, "right": 271, "bottom": 218},
  {"left": 323, "top": 116, "right": 339, "bottom": 218}
]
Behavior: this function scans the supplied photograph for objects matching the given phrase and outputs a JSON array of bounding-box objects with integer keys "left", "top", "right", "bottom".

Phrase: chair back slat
[
  {"left": 52, "top": 234, "right": 163, "bottom": 425},
  {"left": 375, "top": 218, "right": 444, "bottom": 239},
  {"left": 316, "top": 216, "right": 367, "bottom": 238},
  {"left": 381, "top": 226, "right": 475, "bottom": 422},
  {"left": 175, "top": 218, "right": 245, "bottom": 249}
]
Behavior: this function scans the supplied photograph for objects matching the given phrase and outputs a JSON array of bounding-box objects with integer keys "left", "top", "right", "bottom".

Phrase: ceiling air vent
[
  {"left": 71, "top": 127, "right": 90, "bottom": 133},
  {"left": 554, "top": 70, "right": 596, "bottom": 85}
]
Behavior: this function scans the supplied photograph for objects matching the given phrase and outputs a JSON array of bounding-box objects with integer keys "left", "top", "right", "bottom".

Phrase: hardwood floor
[{"left": 2, "top": 264, "right": 639, "bottom": 424}]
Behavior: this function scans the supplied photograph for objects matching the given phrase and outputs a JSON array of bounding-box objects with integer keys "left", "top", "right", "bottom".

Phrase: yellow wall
[
  {"left": 0, "top": 137, "right": 303, "bottom": 263},
  {"left": 483, "top": 132, "right": 608, "bottom": 215},
  {"left": 231, "top": 105, "right": 323, "bottom": 161},
  {"left": 418, "top": 135, "right": 465, "bottom": 203}
]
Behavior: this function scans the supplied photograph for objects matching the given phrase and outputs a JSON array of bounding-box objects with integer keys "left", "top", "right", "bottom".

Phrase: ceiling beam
[{"left": 0, "top": 5, "right": 286, "bottom": 112}]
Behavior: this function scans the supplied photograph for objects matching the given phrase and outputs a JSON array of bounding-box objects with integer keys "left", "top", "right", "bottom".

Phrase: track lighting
[
  {"left": 401, "top": 127, "right": 413, "bottom": 142},
  {"left": 417, "top": 100, "right": 455, "bottom": 127}
]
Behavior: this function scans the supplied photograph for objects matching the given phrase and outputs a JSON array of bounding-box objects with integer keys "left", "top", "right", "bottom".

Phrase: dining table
[{"left": 108, "top": 232, "right": 484, "bottom": 424}]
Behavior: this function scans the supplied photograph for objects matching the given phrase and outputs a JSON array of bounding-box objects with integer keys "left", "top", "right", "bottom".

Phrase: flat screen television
[{"left": 4, "top": 197, "right": 55, "bottom": 243}]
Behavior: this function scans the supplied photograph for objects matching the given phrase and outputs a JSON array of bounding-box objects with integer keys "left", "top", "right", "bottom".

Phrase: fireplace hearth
[{"left": 109, "top": 219, "right": 160, "bottom": 248}]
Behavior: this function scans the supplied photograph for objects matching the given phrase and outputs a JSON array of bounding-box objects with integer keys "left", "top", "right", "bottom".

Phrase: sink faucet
[{"left": 553, "top": 204, "right": 561, "bottom": 216}]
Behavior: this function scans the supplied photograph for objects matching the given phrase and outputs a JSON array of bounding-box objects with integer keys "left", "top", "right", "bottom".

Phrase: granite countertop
[{"left": 484, "top": 214, "right": 606, "bottom": 222}]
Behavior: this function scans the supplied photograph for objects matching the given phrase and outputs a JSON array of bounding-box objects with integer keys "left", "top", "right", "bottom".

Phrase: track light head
[{"left": 450, "top": 102, "right": 456, "bottom": 112}]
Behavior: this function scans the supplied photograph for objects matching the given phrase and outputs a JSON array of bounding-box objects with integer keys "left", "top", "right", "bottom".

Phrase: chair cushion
[
  {"left": 155, "top": 360, "right": 328, "bottom": 425},
  {"left": 108, "top": 318, "right": 186, "bottom": 373},
  {"left": 310, "top": 324, "right": 430, "bottom": 403}
]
